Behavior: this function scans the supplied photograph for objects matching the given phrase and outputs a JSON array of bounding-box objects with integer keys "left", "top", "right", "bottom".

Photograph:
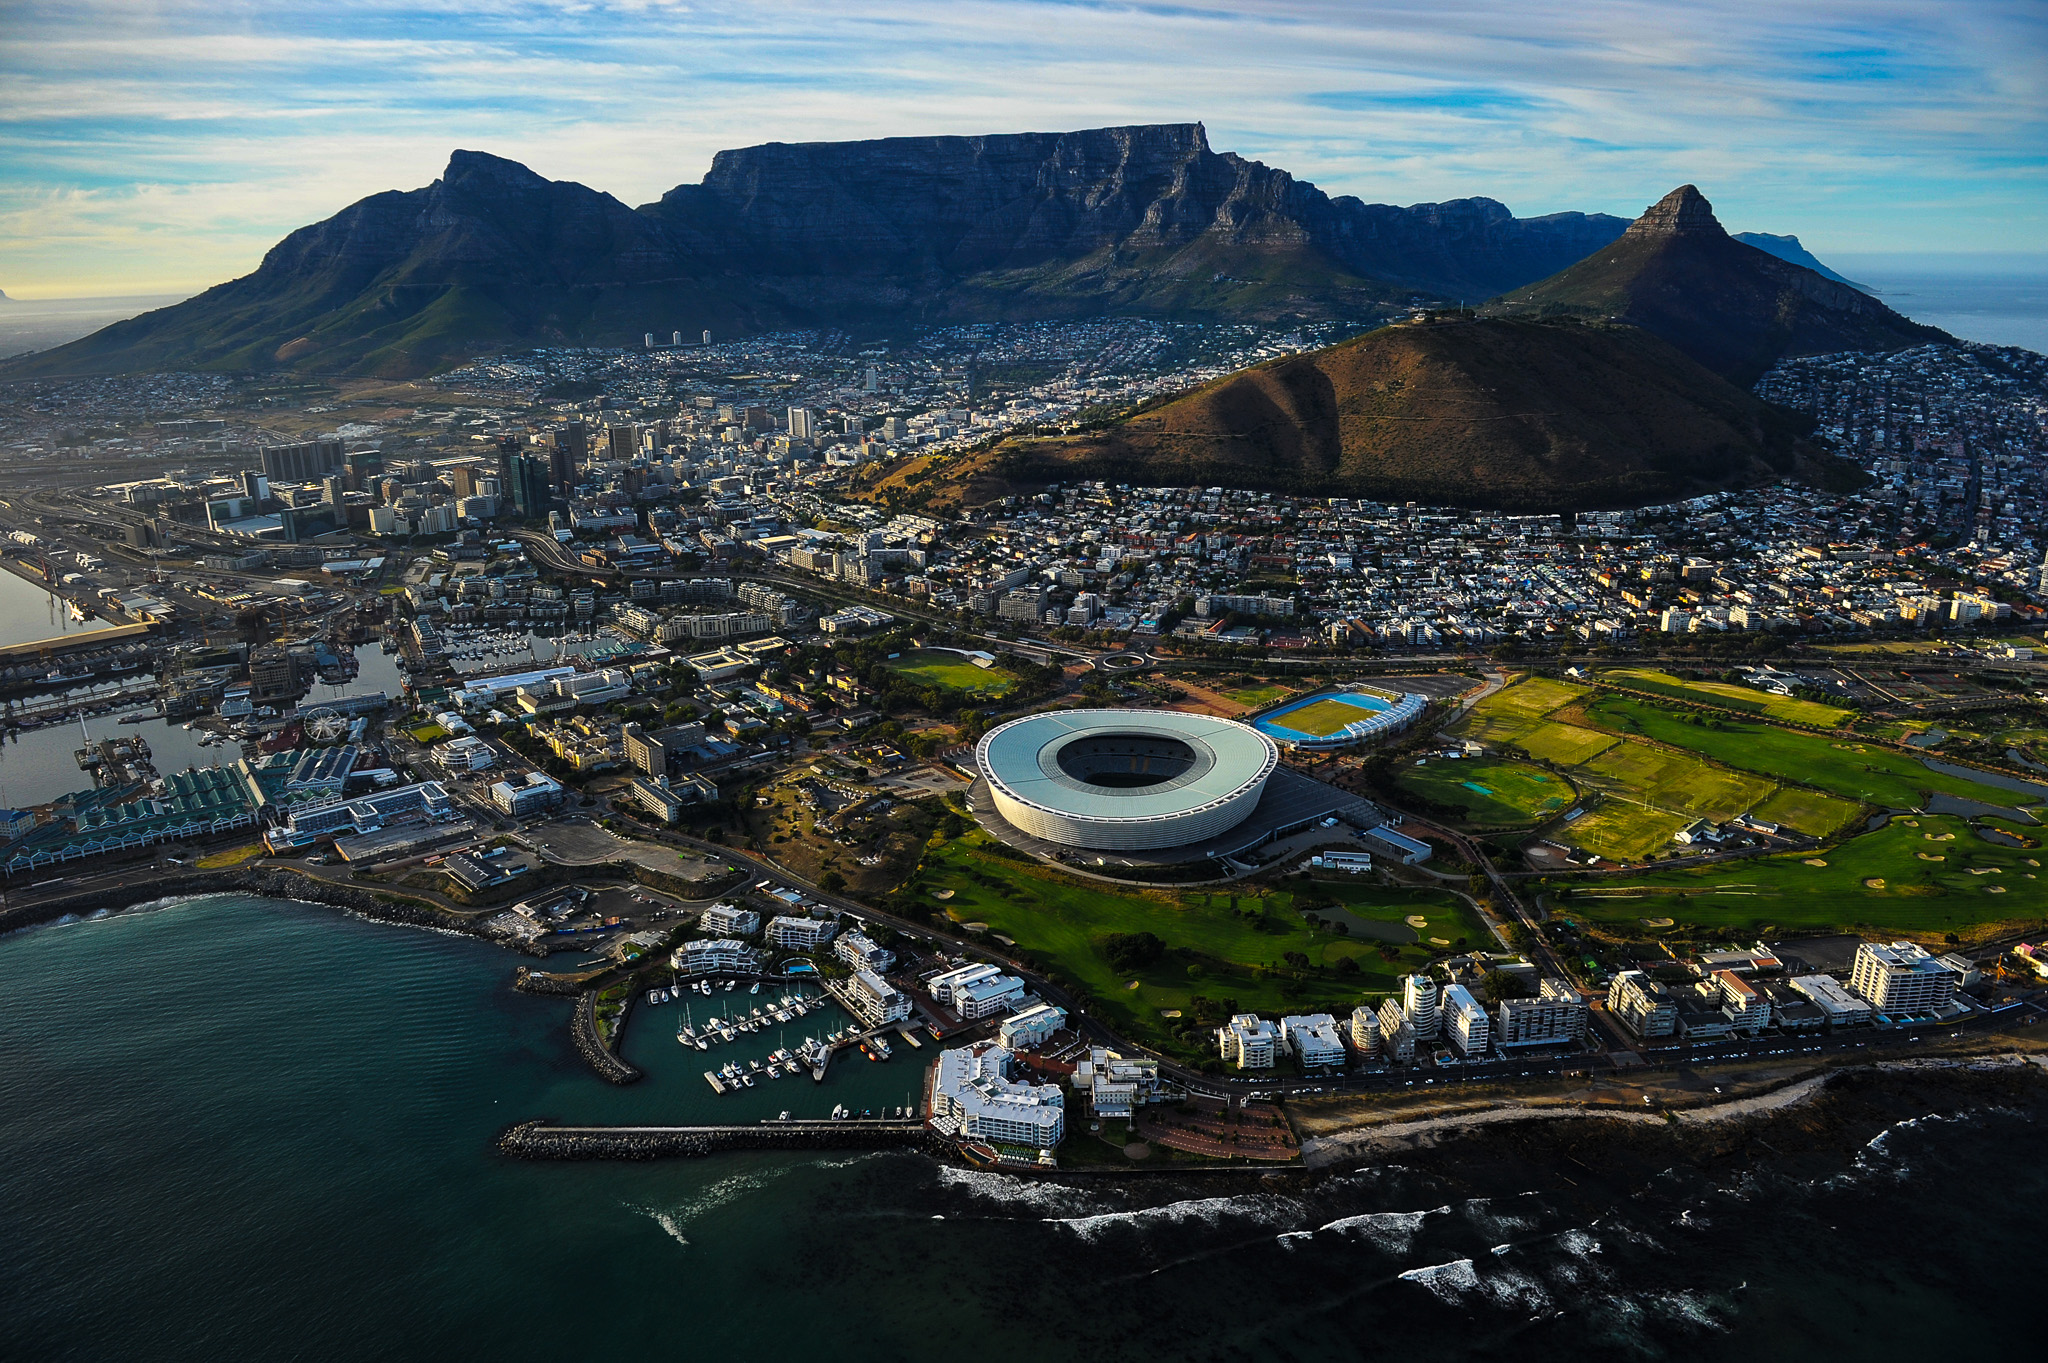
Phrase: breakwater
[
  {"left": 512, "top": 965, "right": 592, "bottom": 996},
  {"left": 496, "top": 1118, "right": 937, "bottom": 1161},
  {"left": 572, "top": 990, "right": 642, "bottom": 1085}
]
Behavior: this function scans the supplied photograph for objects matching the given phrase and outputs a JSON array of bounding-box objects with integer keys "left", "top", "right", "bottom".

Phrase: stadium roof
[{"left": 977, "top": 709, "right": 1277, "bottom": 826}]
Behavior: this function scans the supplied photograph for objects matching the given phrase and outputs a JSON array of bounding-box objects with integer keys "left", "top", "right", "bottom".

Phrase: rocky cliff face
[{"left": 11, "top": 123, "right": 1634, "bottom": 378}]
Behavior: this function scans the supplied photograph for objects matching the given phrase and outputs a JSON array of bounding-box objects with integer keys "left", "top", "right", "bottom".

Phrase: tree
[
  {"left": 1282, "top": 950, "right": 1311, "bottom": 972},
  {"left": 1098, "top": 931, "right": 1165, "bottom": 972},
  {"left": 818, "top": 869, "right": 846, "bottom": 893}
]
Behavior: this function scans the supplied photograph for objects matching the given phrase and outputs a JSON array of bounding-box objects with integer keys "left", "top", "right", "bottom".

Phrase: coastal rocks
[
  {"left": 572, "top": 990, "right": 642, "bottom": 1085},
  {"left": 512, "top": 966, "right": 587, "bottom": 997}
]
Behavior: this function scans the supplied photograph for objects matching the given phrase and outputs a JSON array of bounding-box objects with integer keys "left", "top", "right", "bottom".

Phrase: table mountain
[
  {"left": 6, "top": 125, "right": 1630, "bottom": 379},
  {"left": 928, "top": 315, "right": 1846, "bottom": 513},
  {"left": 1500, "top": 185, "right": 1943, "bottom": 384}
]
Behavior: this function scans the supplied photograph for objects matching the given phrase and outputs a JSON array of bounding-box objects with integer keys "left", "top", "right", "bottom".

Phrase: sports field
[
  {"left": 1566, "top": 814, "right": 2048, "bottom": 936},
  {"left": 1562, "top": 801, "right": 1691, "bottom": 862},
  {"left": 1580, "top": 741, "right": 1775, "bottom": 822},
  {"left": 1514, "top": 721, "right": 1620, "bottom": 766},
  {"left": 1601, "top": 669, "right": 1854, "bottom": 728},
  {"left": 1257, "top": 690, "right": 1393, "bottom": 740},
  {"left": 1447, "top": 676, "right": 1586, "bottom": 747},
  {"left": 883, "top": 649, "right": 1015, "bottom": 697},
  {"left": 1581, "top": 695, "right": 2038, "bottom": 810},
  {"left": 1395, "top": 757, "right": 1574, "bottom": 826},
  {"left": 1750, "top": 786, "right": 1865, "bottom": 839}
]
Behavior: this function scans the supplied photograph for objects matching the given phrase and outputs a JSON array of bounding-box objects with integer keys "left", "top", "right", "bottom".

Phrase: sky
[{"left": 0, "top": 0, "right": 2043, "bottom": 297}]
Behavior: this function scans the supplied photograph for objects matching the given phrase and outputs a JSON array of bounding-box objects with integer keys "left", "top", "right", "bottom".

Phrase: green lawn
[
  {"left": 1512, "top": 721, "right": 1620, "bottom": 766},
  {"left": 906, "top": 833, "right": 1478, "bottom": 1057},
  {"left": 1221, "top": 683, "right": 1295, "bottom": 708},
  {"left": 1395, "top": 757, "right": 1575, "bottom": 826},
  {"left": 884, "top": 649, "right": 1016, "bottom": 697},
  {"left": 1582, "top": 695, "right": 2036, "bottom": 810},
  {"left": 1580, "top": 741, "right": 1776, "bottom": 822},
  {"left": 1565, "top": 814, "right": 2048, "bottom": 937},
  {"left": 1602, "top": 669, "right": 1854, "bottom": 727},
  {"left": 1561, "top": 801, "right": 1691, "bottom": 862},
  {"left": 1485, "top": 676, "right": 1588, "bottom": 720},
  {"left": 1752, "top": 786, "right": 1865, "bottom": 839},
  {"left": 1270, "top": 696, "right": 1383, "bottom": 737}
]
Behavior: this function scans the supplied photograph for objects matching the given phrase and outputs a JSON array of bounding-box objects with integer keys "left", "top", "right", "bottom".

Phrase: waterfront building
[
  {"left": 951, "top": 972, "right": 1027, "bottom": 1020},
  {"left": 997, "top": 1003, "right": 1066, "bottom": 1051},
  {"left": 1217, "top": 1014, "right": 1278, "bottom": 1069},
  {"left": 1495, "top": 978, "right": 1588, "bottom": 1048},
  {"left": 697, "top": 903, "right": 759, "bottom": 936},
  {"left": 1850, "top": 941, "right": 1963, "bottom": 1016},
  {"left": 1279, "top": 1014, "right": 1347, "bottom": 1068},
  {"left": 927, "top": 962, "right": 1001, "bottom": 1007},
  {"left": 1441, "top": 984, "right": 1491, "bottom": 1056},
  {"left": 764, "top": 915, "right": 839, "bottom": 951},
  {"left": 833, "top": 930, "right": 895, "bottom": 975},
  {"left": 1790, "top": 974, "right": 1874, "bottom": 1026},
  {"left": 1608, "top": 970, "right": 1678, "bottom": 1040},
  {"left": 1402, "top": 974, "right": 1441, "bottom": 1041},
  {"left": 276, "top": 779, "right": 453, "bottom": 841},
  {"left": 1375, "top": 998, "right": 1417, "bottom": 1064},
  {"left": 845, "top": 968, "right": 911, "bottom": 1027},
  {"left": 1712, "top": 970, "right": 1771, "bottom": 1034},
  {"left": 435, "top": 735, "right": 497, "bottom": 772},
  {"left": 1070, "top": 1047, "right": 1164, "bottom": 1118},
  {"left": 3, "top": 769, "right": 260, "bottom": 873},
  {"left": 929, "top": 1044, "right": 1065, "bottom": 1148},
  {"left": 671, "top": 938, "right": 761, "bottom": 976},
  {"left": 1349, "top": 1005, "right": 1381, "bottom": 1057}
]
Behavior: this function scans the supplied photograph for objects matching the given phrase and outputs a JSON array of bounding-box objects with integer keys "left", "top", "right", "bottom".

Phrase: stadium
[
  {"left": 973, "top": 710, "right": 1280, "bottom": 852},
  {"left": 1253, "top": 688, "right": 1429, "bottom": 751}
]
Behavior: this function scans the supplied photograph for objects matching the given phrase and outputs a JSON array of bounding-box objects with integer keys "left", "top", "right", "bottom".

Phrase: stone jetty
[{"left": 497, "top": 1118, "right": 938, "bottom": 1161}]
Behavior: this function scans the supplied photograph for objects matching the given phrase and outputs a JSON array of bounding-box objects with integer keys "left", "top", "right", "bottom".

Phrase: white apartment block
[
  {"left": 1349, "top": 1005, "right": 1382, "bottom": 1057},
  {"left": 764, "top": 914, "right": 839, "bottom": 952},
  {"left": 1218, "top": 1013, "right": 1279, "bottom": 1069},
  {"left": 697, "top": 903, "right": 759, "bottom": 937},
  {"left": 1495, "top": 977, "right": 1589, "bottom": 1048},
  {"left": 930, "top": 1044, "right": 1065, "bottom": 1148},
  {"left": 846, "top": 968, "right": 911, "bottom": 1027},
  {"left": 1279, "top": 1013, "right": 1347, "bottom": 1068},
  {"left": 1402, "top": 974, "right": 1441, "bottom": 1041},
  {"left": 952, "top": 973, "right": 1028, "bottom": 1020},
  {"left": 997, "top": 1002, "right": 1067, "bottom": 1051},
  {"left": 1376, "top": 997, "right": 1417, "bottom": 1062},
  {"left": 1609, "top": 970, "right": 1677, "bottom": 1039},
  {"left": 1442, "top": 983, "right": 1491, "bottom": 1056},
  {"left": 1850, "top": 941, "right": 1962, "bottom": 1015},
  {"left": 670, "top": 938, "right": 761, "bottom": 976},
  {"left": 1713, "top": 970, "right": 1771, "bottom": 1033},
  {"left": 833, "top": 930, "right": 895, "bottom": 974}
]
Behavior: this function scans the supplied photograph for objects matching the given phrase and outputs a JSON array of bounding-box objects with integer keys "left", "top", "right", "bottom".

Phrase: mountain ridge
[{"left": 5, "top": 124, "right": 1634, "bottom": 379}]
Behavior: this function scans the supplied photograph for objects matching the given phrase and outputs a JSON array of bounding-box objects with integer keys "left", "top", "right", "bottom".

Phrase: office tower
[
  {"left": 321, "top": 476, "right": 345, "bottom": 505},
  {"left": 259, "top": 439, "right": 344, "bottom": 482},
  {"left": 786, "top": 407, "right": 814, "bottom": 440},
  {"left": 450, "top": 467, "right": 479, "bottom": 498},
  {"left": 509, "top": 453, "right": 553, "bottom": 519}
]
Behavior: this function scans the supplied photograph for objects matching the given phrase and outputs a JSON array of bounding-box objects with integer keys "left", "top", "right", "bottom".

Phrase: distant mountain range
[
  {"left": 1500, "top": 186, "right": 1944, "bottom": 385},
  {"left": 1731, "top": 233, "right": 1872, "bottom": 291},
  {"left": 8, "top": 125, "right": 1645, "bottom": 379}
]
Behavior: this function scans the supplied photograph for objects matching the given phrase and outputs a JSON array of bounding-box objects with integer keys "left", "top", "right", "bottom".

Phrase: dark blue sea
[
  {"left": 2, "top": 893, "right": 2040, "bottom": 1360},
  {"left": 1829, "top": 253, "right": 2048, "bottom": 354}
]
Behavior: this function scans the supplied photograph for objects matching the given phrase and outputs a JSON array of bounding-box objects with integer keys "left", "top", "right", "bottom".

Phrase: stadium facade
[
  {"left": 1253, "top": 690, "right": 1429, "bottom": 751},
  {"left": 974, "top": 710, "right": 1279, "bottom": 852}
]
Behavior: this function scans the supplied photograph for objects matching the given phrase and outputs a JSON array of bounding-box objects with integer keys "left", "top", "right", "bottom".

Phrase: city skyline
[{"left": 1, "top": 0, "right": 2043, "bottom": 297}]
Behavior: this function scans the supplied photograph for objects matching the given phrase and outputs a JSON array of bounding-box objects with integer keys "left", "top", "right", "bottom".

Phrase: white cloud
[{"left": 0, "top": 0, "right": 2040, "bottom": 292}]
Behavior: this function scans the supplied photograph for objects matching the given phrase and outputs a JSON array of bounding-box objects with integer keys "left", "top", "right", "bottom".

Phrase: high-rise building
[
  {"left": 1849, "top": 941, "right": 1962, "bottom": 1016},
  {"left": 1441, "top": 984, "right": 1491, "bottom": 1056},
  {"left": 508, "top": 453, "right": 554, "bottom": 519},
  {"left": 239, "top": 470, "right": 269, "bottom": 502},
  {"left": 553, "top": 423, "right": 587, "bottom": 493},
  {"left": 1402, "top": 975, "right": 1441, "bottom": 1041},
  {"left": 260, "top": 439, "right": 344, "bottom": 483},
  {"left": 1608, "top": 970, "right": 1677, "bottom": 1039},
  {"left": 621, "top": 723, "right": 671, "bottom": 778},
  {"left": 606, "top": 424, "right": 639, "bottom": 461},
  {"left": 450, "top": 467, "right": 480, "bottom": 498},
  {"left": 321, "top": 476, "right": 346, "bottom": 505},
  {"left": 786, "top": 407, "right": 815, "bottom": 441}
]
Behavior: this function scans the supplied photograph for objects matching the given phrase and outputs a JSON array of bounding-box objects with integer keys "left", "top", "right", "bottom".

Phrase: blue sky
[{"left": 0, "top": 0, "right": 2042, "bottom": 296}]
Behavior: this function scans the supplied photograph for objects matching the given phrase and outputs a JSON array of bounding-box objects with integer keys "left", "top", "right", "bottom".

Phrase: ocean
[
  {"left": 2, "top": 893, "right": 2038, "bottom": 1360},
  {"left": 1827, "top": 253, "right": 2048, "bottom": 355}
]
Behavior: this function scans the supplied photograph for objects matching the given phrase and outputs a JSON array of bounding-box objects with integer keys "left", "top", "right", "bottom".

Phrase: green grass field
[
  {"left": 1513, "top": 721, "right": 1621, "bottom": 766},
  {"left": 905, "top": 833, "right": 1480, "bottom": 1056},
  {"left": 1566, "top": 814, "right": 2048, "bottom": 936},
  {"left": 1485, "top": 676, "right": 1588, "bottom": 720},
  {"left": 1582, "top": 695, "right": 2035, "bottom": 810},
  {"left": 1580, "top": 741, "right": 1776, "bottom": 822},
  {"left": 1561, "top": 801, "right": 1691, "bottom": 862},
  {"left": 883, "top": 649, "right": 1016, "bottom": 697},
  {"left": 1395, "top": 757, "right": 1575, "bottom": 826},
  {"left": 1272, "top": 697, "right": 1381, "bottom": 737},
  {"left": 1221, "top": 683, "right": 1295, "bottom": 708},
  {"left": 1751, "top": 786, "right": 1865, "bottom": 839},
  {"left": 1602, "top": 669, "right": 1854, "bottom": 728}
]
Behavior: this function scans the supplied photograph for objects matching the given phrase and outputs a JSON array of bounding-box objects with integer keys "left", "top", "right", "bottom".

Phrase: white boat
[{"left": 750, "top": 982, "right": 761, "bottom": 995}]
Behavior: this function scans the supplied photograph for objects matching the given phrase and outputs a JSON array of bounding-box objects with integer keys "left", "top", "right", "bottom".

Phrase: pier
[{"left": 497, "top": 1117, "right": 934, "bottom": 1161}]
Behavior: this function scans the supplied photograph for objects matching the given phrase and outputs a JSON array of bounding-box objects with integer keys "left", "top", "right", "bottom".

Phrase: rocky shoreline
[{"left": 573, "top": 989, "right": 642, "bottom": 1085}]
